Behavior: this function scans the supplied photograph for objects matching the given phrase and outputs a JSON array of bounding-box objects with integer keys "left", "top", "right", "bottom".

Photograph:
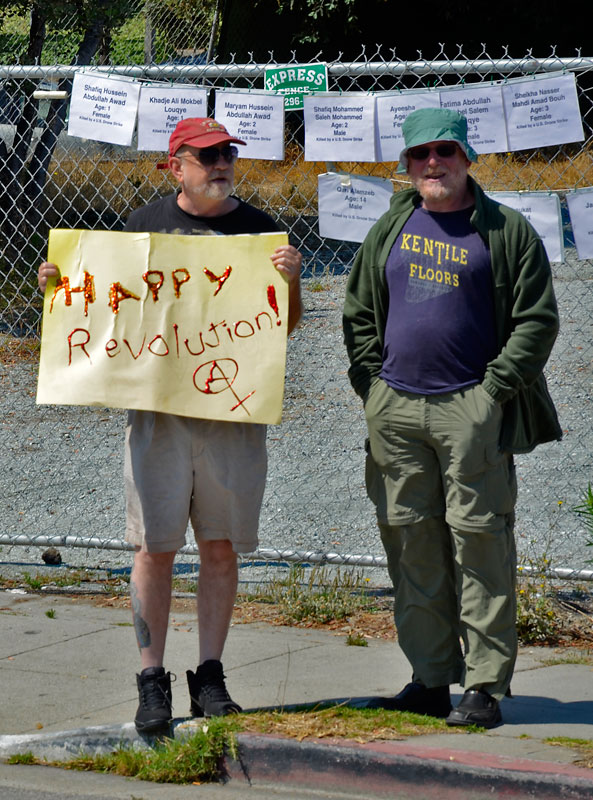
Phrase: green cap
[{"left": 397, "top": 107, "right": 478, "bottom": 173}]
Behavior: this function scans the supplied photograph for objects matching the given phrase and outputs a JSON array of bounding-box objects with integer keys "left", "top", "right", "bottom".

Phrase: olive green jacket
[{"left": 343, "top": 177, "right": 562, "bottom": 453}]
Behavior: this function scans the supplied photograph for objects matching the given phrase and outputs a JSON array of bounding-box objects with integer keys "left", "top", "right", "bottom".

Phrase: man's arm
[
  {"left": 270, "top": 244, "right": 303, "bottom": 334},
  {"left": 342, "top": 237, "right": 387, "bottom": 400},
  {"left": 481, "top": 227, "right": 559, "bottom": 404}
]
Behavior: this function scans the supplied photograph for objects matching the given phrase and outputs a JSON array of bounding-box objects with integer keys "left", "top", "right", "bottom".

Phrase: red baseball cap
[{"left": 168, "top": 117, "right": 246, "bottom": 156}]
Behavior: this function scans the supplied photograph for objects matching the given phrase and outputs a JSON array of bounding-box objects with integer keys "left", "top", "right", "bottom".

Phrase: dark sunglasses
[
  {"left": 181, "top": 145, "right": 239, "bottom": 167},
  {"left": 407, "top": 142, "right": 459, "bottom": 161}
]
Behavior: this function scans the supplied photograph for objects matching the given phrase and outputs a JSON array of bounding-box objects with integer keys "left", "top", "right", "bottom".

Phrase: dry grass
[
  {"left": 0, "top": 333, "right": 40, "bottom": 364},
  {"left": 45, "top": 154, "right": 178, "bottom": 216},
  {"left": 237, "top": 704, "right": 450, "bottom": 743},
  {"left": 44, "top": 143, "right": 593, "bottom": 225},
  {"left": 547, "top": 737, "right": 593, "bottom": 768}
]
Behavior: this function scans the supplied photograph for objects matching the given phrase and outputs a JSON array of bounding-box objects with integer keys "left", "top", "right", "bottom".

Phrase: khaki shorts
[
  {"left": 364, "top": 379, "right": 517, "bottom": 532},
  {"left": 124, "top": 411, "right": 267, "bottom": 554}
]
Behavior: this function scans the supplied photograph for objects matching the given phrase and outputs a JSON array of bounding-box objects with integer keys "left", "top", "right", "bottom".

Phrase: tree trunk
[{"left": 0, "top": 5, "right": 46, "bottom": 274}]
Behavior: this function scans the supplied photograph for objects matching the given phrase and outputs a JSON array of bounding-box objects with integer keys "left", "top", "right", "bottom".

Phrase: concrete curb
[
  {"left": 228, "top": 734, "right": 593, "bottom": 799},
  {"left": 3, "top": 723, "right": 593, "bottom": 799},
  {"left": 0, "top": 723, "right": 141, "bottom": 761}
]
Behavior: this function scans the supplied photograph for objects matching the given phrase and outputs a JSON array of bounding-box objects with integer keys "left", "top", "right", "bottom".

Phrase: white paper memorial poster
[
  {"left": 502, "top": 72, "right": 584, "bottom": 151},
  {"left": 303, "top": 94, "right": 377, "bottom": 162},
  {"left": 37, "top": 230, "right": 289, "bottom": 425},
  {"left": 488, "top": 192, "right": 564, "bottom": 263},
  {"left": 68, "top": 72, "right": 140, "bottom": 146},
  {"left": 439, "top": 84, "right": 507, "bottom": 153},
  {"left": 566, "top": 189, "right": 593, "bottom": 260},
  {"left": 214, "top": 91, "right": 285, "bottom": 160},
  {"left": 318, "top": 173, "right": 393, "bottom": 243},
  {"left": 137, "top": 85, "right": 208, "bottom": 151},
  {"left": 376, "top": 92, "right": 440, "bottom": 162}
]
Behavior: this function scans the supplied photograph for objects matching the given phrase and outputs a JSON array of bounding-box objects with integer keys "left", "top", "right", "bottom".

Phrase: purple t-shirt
[{"left": 380, "top": 205, "right": 497, "bottom": 394}]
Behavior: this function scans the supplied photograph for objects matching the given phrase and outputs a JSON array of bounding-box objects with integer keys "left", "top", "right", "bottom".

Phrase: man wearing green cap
[{"left": 343, "top": 107, "right": 561, "bottom": 727}]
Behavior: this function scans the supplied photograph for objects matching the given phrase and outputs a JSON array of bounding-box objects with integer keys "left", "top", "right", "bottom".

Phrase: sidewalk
[{"left": 2, "top": 587, "right": 593, "bottom": 798}]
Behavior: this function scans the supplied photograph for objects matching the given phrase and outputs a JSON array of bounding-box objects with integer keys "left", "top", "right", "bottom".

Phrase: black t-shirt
[{"left": 124, "top": 192, "right": 279, "bottom": 236}]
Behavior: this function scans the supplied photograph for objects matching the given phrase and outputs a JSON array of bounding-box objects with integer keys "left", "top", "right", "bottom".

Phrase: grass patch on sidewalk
[
  {"left": 546, "top": 737, "right": 593, "bottom": 768},
  {"left": 237, "top": 703, "right": 452, "bottom": 742},
  {"left": 7, "top": 705, "right": 465, "bottom": 785},
  {"left": 9, "top": 716, "right": 238, "bottom": 785}
]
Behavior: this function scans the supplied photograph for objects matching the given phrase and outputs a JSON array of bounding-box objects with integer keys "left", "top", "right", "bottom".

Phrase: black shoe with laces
[
  {"left": 134, "top": 666, "right": 173, "bottom": 734},
  {"left": 187, "top": 659, "right": 242, "bottom": 717}
]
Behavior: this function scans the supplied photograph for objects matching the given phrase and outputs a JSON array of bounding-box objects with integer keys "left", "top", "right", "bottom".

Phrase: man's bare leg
[
  {"left": 131, "top": 548, "right": 176, "bottom": 669},
  {"left": 196, "top": 539, "right": 238, "bottom": 663},
  {"left": 185, "top": 539, "right": 241, "bottom": 716}
]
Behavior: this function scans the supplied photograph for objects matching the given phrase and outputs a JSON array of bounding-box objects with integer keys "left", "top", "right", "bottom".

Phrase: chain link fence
[{"left": 1, "top": 17, "right": 592, "bottom": 583}]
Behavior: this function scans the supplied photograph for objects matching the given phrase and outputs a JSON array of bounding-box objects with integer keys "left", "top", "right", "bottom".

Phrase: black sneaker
[
  {"left": 446, "top": 688, "right": 502, "bottom": 729},
  {"left": 187, "top": 659, "right": 242, "bottom": 717},
  {"left": 367, "top": 681, "right": 452, "bottom": 718},
  {"left": 134, "top": 666, "right": 173, "bottom": 734}
]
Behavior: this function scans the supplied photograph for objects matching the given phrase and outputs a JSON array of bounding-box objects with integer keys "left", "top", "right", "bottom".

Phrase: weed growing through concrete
[
  {"left": 546, "top": 737, "right": 593, "bottom": 768},
  {"left": 346, "top": 632, "right": 368, "bottom": 646},
  {"left": 516, "top": 554, "right": 560, "bottom": 644},
  {"left": 172, "top": 576, "right": 197, "bottom": 593},
  {"left": 307, "top": 280, "right": 329, "bottom": 293},
  {"left": 573, "top": 484, "right": 593, "bottom": 557},
  {"left": 252, "top": 565, "right": 378, "bottom": 624},
  {"left": 542, "top": 651, "right": 593, "bottom": 666},
  {"left": 0, "top": 568, "right": 127, "bottom": 592},
  {"left": 21, "top": 572, "right": 43, "bottom": 591}
]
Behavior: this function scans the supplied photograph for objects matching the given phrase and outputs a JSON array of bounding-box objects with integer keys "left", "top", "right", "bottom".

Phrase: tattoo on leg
[{"left": 131, "top": 580, "right": 151, "bottom": 649}]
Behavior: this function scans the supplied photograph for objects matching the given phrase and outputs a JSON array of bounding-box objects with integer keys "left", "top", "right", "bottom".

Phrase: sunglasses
[
  {"left": 179, "top": 145, "right": 239, "bottom": 167},
  {"left": 407, "top": 143, "right": 459, "bottom": 161}
]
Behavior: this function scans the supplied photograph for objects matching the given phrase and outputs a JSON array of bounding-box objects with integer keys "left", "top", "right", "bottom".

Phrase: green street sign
[{"left": 264, "top": 63, "right": 328, "bottom": 111}]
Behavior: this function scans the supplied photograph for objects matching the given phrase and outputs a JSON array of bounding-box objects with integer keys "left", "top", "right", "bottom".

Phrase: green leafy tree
[
  {"left": 0, "top": 0, "right": 136, "bottom": 278},
  {"left": 217, "top": 0, "right": 585, "bottom": 62},
  {"left": 144, "top": 0, "right": 220, "bottom": 63}
]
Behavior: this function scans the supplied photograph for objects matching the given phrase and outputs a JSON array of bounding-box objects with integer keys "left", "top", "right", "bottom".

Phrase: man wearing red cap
[{"left": 39, "top": 117, "right": 303, "bottom": 735}]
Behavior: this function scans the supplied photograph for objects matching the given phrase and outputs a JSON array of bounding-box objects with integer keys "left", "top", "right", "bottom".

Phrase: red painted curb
[{"left": 224, "top": 734, "right": 593, "bottom": 799}]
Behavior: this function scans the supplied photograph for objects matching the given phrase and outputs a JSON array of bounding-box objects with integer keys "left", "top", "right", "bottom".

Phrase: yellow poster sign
[{"left": 36, "top": 229, "right": 289, "bottom": 424}]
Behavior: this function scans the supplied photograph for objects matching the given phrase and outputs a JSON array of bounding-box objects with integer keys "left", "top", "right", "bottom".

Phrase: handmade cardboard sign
[{"left": 37, "top": 230, "right": 289, "bottom": 424}]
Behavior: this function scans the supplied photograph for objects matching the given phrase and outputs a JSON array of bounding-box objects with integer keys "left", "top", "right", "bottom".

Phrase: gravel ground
[{"left": 1, "top": 257, "right": 593, "bottom": 584}]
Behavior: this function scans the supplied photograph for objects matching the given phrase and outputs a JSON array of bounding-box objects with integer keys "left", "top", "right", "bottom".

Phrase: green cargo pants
[{"left": 364, "top": 378, "right": 517, "bottom": 701}]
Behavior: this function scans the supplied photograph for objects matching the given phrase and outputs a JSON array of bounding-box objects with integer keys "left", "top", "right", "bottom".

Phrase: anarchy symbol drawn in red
[{"left": 193, "top": 359, "right": 255, "bottom": 414}]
